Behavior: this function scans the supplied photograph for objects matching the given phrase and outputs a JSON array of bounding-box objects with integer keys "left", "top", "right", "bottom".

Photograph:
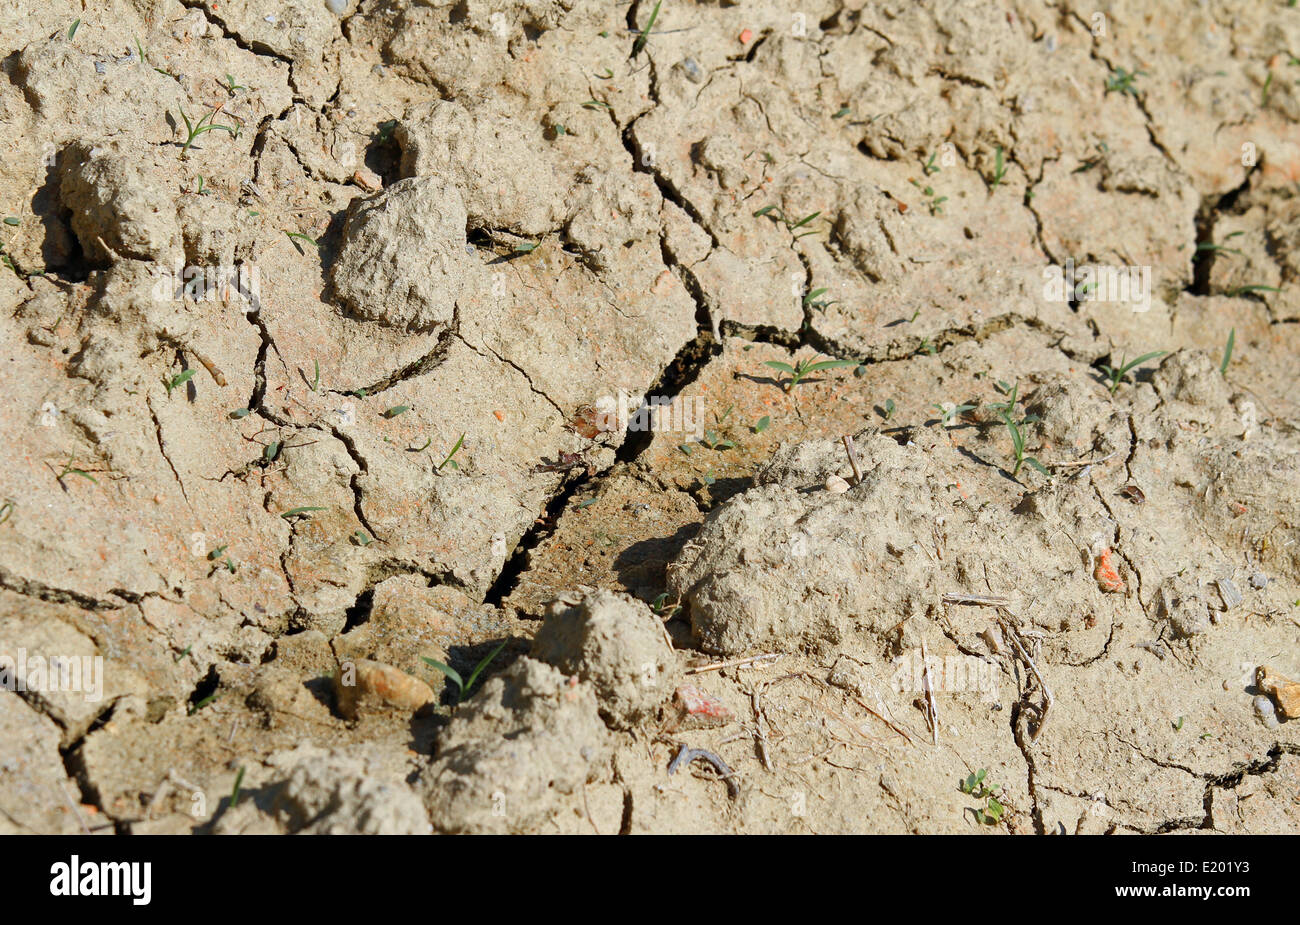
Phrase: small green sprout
[
  {"left": 54, "top": 458, "right": 98, "bottom": 489},
  {"left": 764, "top": 354, "right": 857, "bottom": 391},
  {"left": 1221, "top": 328, "right": 1235, "bottom": 375},
  {"left": 225, "top": 74, "right": 246, "bottom": 93},
  {"left": 68, "top": 19, "right": 80, "bottom": 40},
  {"left": 188, "top": 693, "right": 218, "bottom": 715},
  {"left": 1226, "top": 283, "right": 1282, "bottom": 297},
  {"left": 280, "top": 506, "right": 325, "bottom": 519},
  {"left": 1104, "top": 66, "right": 1145, "bottom": 97},
  {"left": 961, "top": 769, "right": 1006, "bottom": 825},
  {"left": 1195, "top": 230, "right": 1244, "bottom": 259},
  {"left": 229, "top": 766, "right": 245, "bottom": 807},
  {"left": 1099, "top": 350, "right": 1165, "bottom": 394},
  {"left": 351, "top": 530, "right": 372, "bottom": 546},
  {"left": 310, "top": 359, "right": 320, "bottom": 392},
  {"left": 383, "top": 405, "right": 410, "bottom": 418},
  {"left": 832, "top": 106, "right": 851, "bottom": 119},
  {"left": 0, "top": 500, "right": 14, "bottom": 526},
  {"left": 882, "top": 399, "right": 896, "bottom": 421},
  {"left": 229, "top": 407, "right": 251, "bottom": 419},
  {"left": 990, "top": 145, "right": 1007, "bottom": 190},
  {"left": 753, "top": 205, "right": 824, "bottom": 239},
  {"left": 513, "top": 241, "right": 539, "bottom": 253},
  {"left": 632, "top": 0, "right": 662, "bottom": 57},
  {"left": 2, "top": 217, "right": 19, "bottom": 227},
  {"left": 1173, "top": 716, "right": 1185, "bottom": 731},
  {"left": 650, "top": 592, "right": 680, "bottom": 619},
  {"left": 923, "top": 151, "right": 941, "bottom": 176},
  {"left": 677, "top": 443, "right": 693, "bottom": 456},
  {"left": 162, "top": 368, "right": 196, "bottom": 397},
  {"left": 753, "top": 415, "right": 771, "bottom": 434},
  {"left": 421, "top": 640, "right": 507, "bottom": 704},
  {"left": 177, "top": 106, "right": 238, "bottom": 159},
  {"left": 174, "top": 644, "right": 192, "bottom": 663},
  {"left": 438, "top": 433, "right": 466, "bottom": 471},
  {"left": 990, "top": 382, "right": 1046, "bottom": 478},
  {"left": 932, "top": 402, "right": 977, "bottom": 426},
  {"left": 284, "top": 231, "right": 319, "bottom": 255},
  {"left": 909, "top": 179, "right": 948, "bottom": 214},
  {"left": 701, "top": 430, "right": 735, "bottom": 451}
]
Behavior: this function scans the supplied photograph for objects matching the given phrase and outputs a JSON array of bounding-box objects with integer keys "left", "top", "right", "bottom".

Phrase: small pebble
[
  {"left": 94, "top": 61, "right": 107, "bottom": 75},
  {"left": 1254, "top": 695, "right": 1280, "bottom": 729},
  {"left": 1249, "top": 571, "right": 1269, "bottom": 590},
  {"left": 680, "top": 57, "right": 703, "bottom": 83},
  {"left": 739, "top": 28, "right": 753, "bottom": 44},
  {"left": 824, "top": 474, "right": 849, "bottom": 493},
  {"left": 325, "top": 0, "right": 348, "bottom": 15}
]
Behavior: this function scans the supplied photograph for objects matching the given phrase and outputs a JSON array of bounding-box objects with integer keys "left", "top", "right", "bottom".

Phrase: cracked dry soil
[{"left": 1, "top": 0, "right": 1299, "bottom": 835}]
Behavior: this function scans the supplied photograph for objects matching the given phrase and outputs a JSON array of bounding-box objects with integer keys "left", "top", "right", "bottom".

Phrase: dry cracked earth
[{"left": 1, "top": 0, "right": 1299, "bottom": 835}]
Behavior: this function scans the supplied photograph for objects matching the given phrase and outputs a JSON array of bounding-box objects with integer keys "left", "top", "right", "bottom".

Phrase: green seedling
[
  {"left": 1099, "top": 350, "right": 1165, "bottom": 394},
  {"left": 284, "top": 231, "right": 319, "bottom": 255},
  {"left": 753, "top": 415, "right": 771, "bottom": 434},
  {"left": 990, "top": 145, "right": 1007, "bottom": 190},
  {"left": 229, "top": 407, "right": 252, "bottom": 420},
  {"left": 408, "top": 438, "right": 432, "bottom": 453},
  {"left": 68, "top": 19, "right": 80, "bottom": 40},
  {"left": 225, "top": 74, "right": 246, "bottom": 93},
  {"left": 909, "top": 179, "right": 948, "bottom": 215},
  {"left": 923, "top": 151, "right": 941, "bottom": 176},
  {"left": 421, "top": 640, "right": 507, "bottom": 704},
  {"left": 178, "top": 106, "right": 237, "bottom": 158},
  {"left": 701, "top": 430, "right": 734, "bottom": 451},
  {"left": 960, "top": 769, "right": 1006, "bottom": 825},
  {"left": 280, "top": 506, "right": 325, "bottom": 519},
  {"left": 753, "top": 205, "right": 824, "bottom": 239},
  {"left": 54, "top": 457, "right": 98, "bottom": 488},
  {"left": 632, "top": 0, "right": 662, "bottom": 56},
  {"left": 990, "top": 382, "right": 1046, "bottom": 477},
  {"left": 310, "top": 359, "right": 320, "bottom": 392},
  {"left": 932, "top": 402, "right": 977, "bottom": 426},
  {"left": 650, "top": 592, "right": 680, "bottom": 619},
  {"left": 581, "top": 98, "right": 611, "bottom": 110},
  {"left": 1262, "top": 71, "right": 1274, "bottom": 106},
  {"left": 1226, "top": 283, "right": 1282, "bottom": 297},
  {"left": 188, "top": 694, "right": 217, "bottom": 715},
  {"left": 351, "top": 530, "right": 372, "bottom": 546},
  {"left": 832, "top": 106, "right": 851, "bottom": 119},
  {"left": 162, "top": 368, "right": 196, "bottom": 397},
  {"left": 229, "top": 766, "right": 245, "bottom": 807},
  {"left": 1221, "top": 327, "right": 1235, "bottom": 375},
  {"left": 0, "top": 500, "right": 13, "bottom": 526},
  {"left": 917, "top": 338, "right": 937, "bottom": 356},
  {"left": 882, "top": 399, "right": 896, "bottom": 421},
  {"left": 1195, "top": 230, "right": 1244, "bottom": 258},
  {"left": 2, "top": 217, "right": 19, "bottom": 227},
  {"left": 764, "top": 354, "right": 856, "bottom": 391},
  {"left": 174, "top": 645, "right": 192, "bottom": 663},
  {"left": 1173, "top": 716, "right": 1185, "bottom": 731},
  {"left": 1105, "top": 66, "right": 1145, "bottom": 97},
  {"left": 802, "top": 287, "right": 836, "bottom": 310},
  {"left": 438, "top": 433, "right": 466, "bottom": 471},
  {"left": 513, "top": 241, "right": 539, "bottom": 253},
  {"left": 677, "top": 443, "right": 693, "bottom": 456},
  {"left": 383, "top": 405, "right": 410, "bottom": 418}
]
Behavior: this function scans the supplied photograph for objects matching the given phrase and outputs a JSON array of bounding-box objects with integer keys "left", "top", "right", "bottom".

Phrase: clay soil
[{"left": 1, "top": 0, "right": 1299, "bottom": 834}]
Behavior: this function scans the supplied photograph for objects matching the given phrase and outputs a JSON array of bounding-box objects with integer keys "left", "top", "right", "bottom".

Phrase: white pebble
[{"left": 824, "top": 475, "right": 849, "bottom": 493}]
